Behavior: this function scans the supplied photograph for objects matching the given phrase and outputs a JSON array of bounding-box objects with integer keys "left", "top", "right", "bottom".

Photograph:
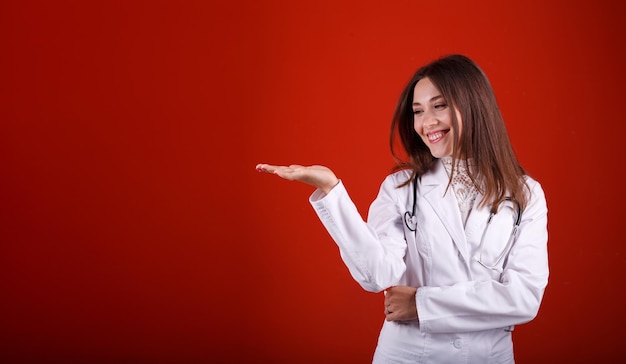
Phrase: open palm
[{"left": 256, "top": 163, "right": 339, "bottom": 194}]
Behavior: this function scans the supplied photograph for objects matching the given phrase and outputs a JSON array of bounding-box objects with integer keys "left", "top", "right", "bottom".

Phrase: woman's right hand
[{"left": 255, "top": 164, "right": 339, "bottom": 194}]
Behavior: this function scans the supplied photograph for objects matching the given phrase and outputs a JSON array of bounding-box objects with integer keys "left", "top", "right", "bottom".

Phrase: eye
[
  {"left": 434, "top": 103, "right": 447, "bottom": 109},
  {"left": 413, "top": 109, "right": 423, "bottom": 115}
]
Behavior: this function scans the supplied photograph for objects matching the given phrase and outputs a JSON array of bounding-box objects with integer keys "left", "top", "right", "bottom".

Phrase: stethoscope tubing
[
  {"left": 403, "top": 173, "right": 523, "bottom": 270},
  {"left": 404, "top": 174, "right": 419, "bottom": 232}
]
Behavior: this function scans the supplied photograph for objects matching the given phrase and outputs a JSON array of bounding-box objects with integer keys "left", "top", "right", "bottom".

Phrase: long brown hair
[{"left": 390, "top": 54, "right": 529, "bottom": 211}]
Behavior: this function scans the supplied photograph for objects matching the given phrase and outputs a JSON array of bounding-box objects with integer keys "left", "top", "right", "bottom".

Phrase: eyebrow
[{"left": 412, "top": 95, "right": 444, "bottom": 106}]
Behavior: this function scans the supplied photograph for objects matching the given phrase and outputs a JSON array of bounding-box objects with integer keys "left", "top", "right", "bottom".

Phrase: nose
[{"left": 418, "top": 109, "right": 438, "bottom": 132}]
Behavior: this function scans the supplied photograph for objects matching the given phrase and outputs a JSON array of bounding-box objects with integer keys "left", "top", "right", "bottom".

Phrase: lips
[{"left": 427, "top": 130, "right": 449, "bottom": 143}]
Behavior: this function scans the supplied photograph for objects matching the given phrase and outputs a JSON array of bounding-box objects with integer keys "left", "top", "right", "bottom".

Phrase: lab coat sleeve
[
  {"left": 417, "top": 180, "right": 549, "bottom": 333},
  {"left": 309, "top": 176, "right": 408, "bottom": 293}
]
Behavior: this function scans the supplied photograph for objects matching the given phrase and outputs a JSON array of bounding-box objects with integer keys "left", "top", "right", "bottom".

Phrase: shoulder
[
  {"left": 380, "top": 169, "right": 413, "bottom": 189},
  {"left": 369, "top": 169, "right": 413, "bottom": 200},
  {"left": 522, "top": 174, "right": 548, "bottom": 210},
  {"left": 523, "top": 175, "right": 544, "bottom": 195}
]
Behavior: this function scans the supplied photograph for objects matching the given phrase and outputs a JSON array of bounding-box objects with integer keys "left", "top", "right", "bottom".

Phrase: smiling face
[{"left": 412, "top": 77, "right": 462, "bottom": 158}]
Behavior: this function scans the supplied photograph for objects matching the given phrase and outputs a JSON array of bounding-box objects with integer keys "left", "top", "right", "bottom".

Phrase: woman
[{"left": 256, "top": 54, "right": 548, "bottom": 364}]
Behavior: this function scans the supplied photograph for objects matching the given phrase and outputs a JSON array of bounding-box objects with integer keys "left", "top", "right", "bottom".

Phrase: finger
[
  {"left": 255, "top": 163, "right": 270, "bottom": 173},
  {"left": 273, "top": 166, "right": 300, "bottom": 180},
  {"left": 385, "top": 311, "right": 394, "bottom": 321},
  {"left": 256, "top": 164, "right": 285, "bottom": 174}
]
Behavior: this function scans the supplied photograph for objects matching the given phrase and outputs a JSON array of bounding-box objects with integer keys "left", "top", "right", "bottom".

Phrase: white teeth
[{"left": 428, "top": 132, "right": 444, "bottom": 142}]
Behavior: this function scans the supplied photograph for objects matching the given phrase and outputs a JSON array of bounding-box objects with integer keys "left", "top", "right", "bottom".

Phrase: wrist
[{"left": 320, "top": 179, "right": 340, "bottom": 194}]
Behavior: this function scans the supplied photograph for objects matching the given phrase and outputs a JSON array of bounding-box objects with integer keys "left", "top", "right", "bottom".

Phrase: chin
[{"left": 429, "top": 150, "right": 449, "bottom": 159}]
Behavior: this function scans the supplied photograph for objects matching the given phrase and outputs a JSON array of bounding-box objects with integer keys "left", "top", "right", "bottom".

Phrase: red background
[{"left": 1, "top": 1, "right": 625, "bottom": 363}]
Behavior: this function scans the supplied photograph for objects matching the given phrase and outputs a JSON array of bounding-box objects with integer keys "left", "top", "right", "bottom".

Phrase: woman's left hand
[{"left": 384, "top": 286, "right": 418, "bottom": 321}]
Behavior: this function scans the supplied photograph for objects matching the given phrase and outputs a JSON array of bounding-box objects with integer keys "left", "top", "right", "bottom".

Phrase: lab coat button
[{"left": 453, "top": 338, "right": 462, "bottom": 349}]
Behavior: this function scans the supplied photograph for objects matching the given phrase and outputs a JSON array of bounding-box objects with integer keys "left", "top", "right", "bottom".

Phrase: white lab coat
[{"left": 309, "top": 161, "right": 548, "bottom": 364}]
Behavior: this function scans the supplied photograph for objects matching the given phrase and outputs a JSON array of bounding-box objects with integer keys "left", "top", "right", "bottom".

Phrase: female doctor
[{"left": 256, "top": 54, "right": 548, "bottom": 364}]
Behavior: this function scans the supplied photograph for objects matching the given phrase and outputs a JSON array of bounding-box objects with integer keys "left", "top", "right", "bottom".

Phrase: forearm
[
  {"left": 310, "top": 181, "right": 407, "bottom": 292},
  {"left": 417, "top": 270, "right": 547, "bottom": 333}
]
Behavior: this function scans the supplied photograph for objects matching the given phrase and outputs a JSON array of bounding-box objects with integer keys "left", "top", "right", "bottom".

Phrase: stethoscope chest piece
[
  {"left": 404, "top": 211, "right": 417, "bottom": 232},
  {"left": 404, "top": 174, "right": 419, "bottom": 232}
]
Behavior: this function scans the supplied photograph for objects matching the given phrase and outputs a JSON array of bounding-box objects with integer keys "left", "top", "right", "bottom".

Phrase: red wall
[{"left": 1, "top": 1, "right": 625, "bottom": 363}]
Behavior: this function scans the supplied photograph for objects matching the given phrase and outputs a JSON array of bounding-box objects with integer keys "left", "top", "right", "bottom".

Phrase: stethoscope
[
  {"left": 403, "top": 174, "right": 523, "bottom": 270},
  {"left": 403, "top": 174, "right": 420, "bottom": 232}
]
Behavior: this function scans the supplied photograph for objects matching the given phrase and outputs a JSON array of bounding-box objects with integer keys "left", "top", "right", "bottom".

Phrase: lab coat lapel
[{"left": 420, "top": 161, "right": 470, "bottom": 263}]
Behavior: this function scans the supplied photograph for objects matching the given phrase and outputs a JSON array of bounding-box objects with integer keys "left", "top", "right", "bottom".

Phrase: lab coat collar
[{"left": 420, "top": 160, "right": 470, "bottom": 263}]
